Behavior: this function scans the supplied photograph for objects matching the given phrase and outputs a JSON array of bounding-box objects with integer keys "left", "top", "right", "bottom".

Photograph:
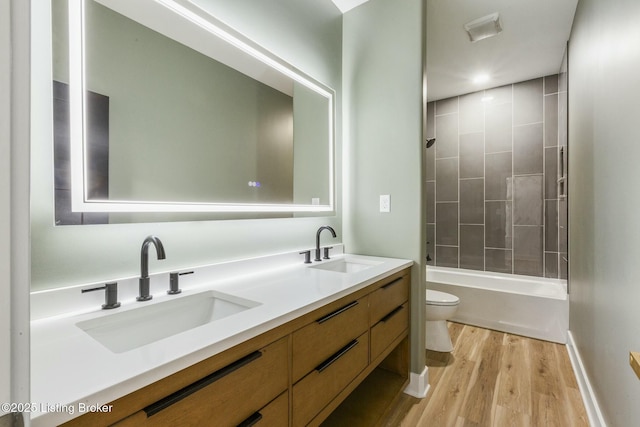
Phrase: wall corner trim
[
  {"left": 566, "top": 331, "right": 608, "bottom": 427},
  {"left": 403, "top": 365, "right": 430, "bottom": 398}
]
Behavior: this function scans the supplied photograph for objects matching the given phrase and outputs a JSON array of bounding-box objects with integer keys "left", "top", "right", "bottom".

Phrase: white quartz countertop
[{"left": 30, "top": 251, "right": 413, "bottom": 426}]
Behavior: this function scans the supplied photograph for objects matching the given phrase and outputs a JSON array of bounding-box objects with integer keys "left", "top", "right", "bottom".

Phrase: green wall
[
  {"left": 342, "top": 0, "right": 426, "bottom": 374},
  {"left": 31, "top": 0, "right": 342, "bottom": 290}
]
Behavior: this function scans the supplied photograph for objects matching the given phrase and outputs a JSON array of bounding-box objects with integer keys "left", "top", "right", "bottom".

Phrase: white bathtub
[{"left": 427, "top": 266, "right": 568, "bottom": 343}]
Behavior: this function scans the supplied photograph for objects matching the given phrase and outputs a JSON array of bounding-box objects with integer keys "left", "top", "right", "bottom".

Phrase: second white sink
[
  {"left": 76, "top": 290, "right": 260, "bottom": 353},
  {"left": 310, "top": 257, "right": 382, "bottom": 274}
]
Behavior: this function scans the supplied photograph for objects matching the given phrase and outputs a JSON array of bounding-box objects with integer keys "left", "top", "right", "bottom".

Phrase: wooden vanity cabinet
[
  {"left": 61, "top": 330, "right": 291, "bottom": 427},
  {"left": 369, "top": 274, "right": 410, "bottom": 362},
  {"left": 291, "top": 296, "right": 368, "bottom": 383},
  {"left": 292, "top": 331, "right": 369, "bottom": 426},
  {"left": 114, "top": 337, "right": 288, "bottom": 427},
  {"left": 61, "top": 267, "right": 411, "bottom": 427},
  {"left": 292, "top": 269, "right": 411, "bottom": 426}
]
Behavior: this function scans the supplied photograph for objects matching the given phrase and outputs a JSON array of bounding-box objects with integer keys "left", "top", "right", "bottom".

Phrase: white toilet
[{"left": 425, "top": 289, "right": 460, "bottom": 352}]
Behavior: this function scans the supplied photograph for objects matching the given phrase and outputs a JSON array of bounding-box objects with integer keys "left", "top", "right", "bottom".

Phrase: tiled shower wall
[{"left": 426, "top": 75, "right": 568, "bottom": 279}]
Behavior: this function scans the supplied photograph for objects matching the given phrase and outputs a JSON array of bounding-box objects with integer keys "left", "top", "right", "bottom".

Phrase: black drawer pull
[
  {"left": 381, "top": 277, "right": 403, "bottom": 289},
  {"left": 238, "top": 411, "right": 263, "bottom": 427},
  {"left": 316, "top": 301, "right": 359, "bottom": 324},
  {"left": 315, "top": 339, "right": 359, "bottom": 373},
  {"left": 144, "top": 351, "right": 262, "bottom": 417},
  {"left": 380, "top": 305, "right": 404, "bottom": 323}
]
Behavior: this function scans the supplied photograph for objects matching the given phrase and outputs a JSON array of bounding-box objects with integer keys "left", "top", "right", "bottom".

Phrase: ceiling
[
  {"left": 333, "top": 0, "right": 579, "bottom": 102},
  {"left": 426, "top": 0, "right": 578, "bottom": 101},
  {"left": 331, "top": 0, "right": 369, "bottom": 13}
]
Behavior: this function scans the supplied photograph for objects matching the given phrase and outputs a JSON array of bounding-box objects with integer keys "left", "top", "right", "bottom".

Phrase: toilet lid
[{"left": 426, "top": 289, "right": 459, "bottom": 306}]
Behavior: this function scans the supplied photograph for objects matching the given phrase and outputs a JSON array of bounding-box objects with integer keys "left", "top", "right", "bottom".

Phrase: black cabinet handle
[
  {"left": 316, "top": 301, "right": 358, "bottom": 324},
  {"left": 380, "top": 305, "right": 404, "bottom": 323},
  {"left": 315, "top": 339, "right": 359, "bottom": 373},
  {"left": 381, "top": 277, "right": 403, "bottom": 289},
  {"left": 144, "top": 351, "right": 262, "bottom": 417},
  {"left": 238, "top": 411, "right": 263, "bottom": 427}
]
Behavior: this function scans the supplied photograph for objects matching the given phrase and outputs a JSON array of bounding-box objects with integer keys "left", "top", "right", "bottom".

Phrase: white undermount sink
[
  {"left": 310, "top": 257, "right": 382, "bottom": 274},
  {"left": 76, "top": 290, "right": 260, "bottom": 353}
]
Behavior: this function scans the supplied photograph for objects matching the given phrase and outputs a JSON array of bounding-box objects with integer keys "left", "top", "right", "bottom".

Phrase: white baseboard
[
  {"left": 566, "top": 331, "right": 607, "bottom": 426},
  {"left": 403, "top": 366, "right": 430, "bottom": 398}
]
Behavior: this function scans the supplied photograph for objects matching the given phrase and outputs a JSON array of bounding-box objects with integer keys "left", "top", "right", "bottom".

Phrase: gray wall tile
[
  {"left": 545, "top": 94, "right": 559, "bottom": 147},
  {"left": 426, "top": 224, "right": 435, "bottom": 265},
  {"left": 485, "top": 201, "right": 512, "bottom": 249},
  {"left": 485, "top": 152, "right": 512, "bottom": 200},
  {"left": 430, "top": 75, "right": 563, "bottom": 279},
  {"left": 436, "top": 245, "right": 458, "bottom": 268},
  {"left": 460, "top": 225, "right": 484, "bottom": 270},
  {"left": 559, "top": 94, "right": 568, "bottom": 147},
  {"left": 460, "top": 178, "right": 484, "bottom": 224},
  {"left": 559, "top": 198, "right": 568, "bottom": 253},
  {"left": 485, "top": 102, "right": 513, "bottom": 153},
  {"left": 545, "top": 200, "right": 558, "bottom": 251},
  {"left": 484, "top": 85, "right": 512, "bottom": 105},
  {"left": 514, "top": 226, "right": 543, "bottom": 276},
  {"left": 544, "top": 74, "right": 559, "bottom": 94},
  {"left": 426, "top": 139, "right": 435, "bottom": 181},
  {"left": 436, "top": 202, "right": 458, "bottom": 246},
  {"left": 426, "top": 181, "right": 435, "bottom": 223},
  {"left": 514, "top": 78, "right": 543, "bottom": 125},
  {"left": 485, "top": 248, "right": 512, "bottom": 273},
  {"left": 460, "top": 132, "right": 484, "bottom": 179},
  {"left": 559, "top": 71, "right": 567, "bottom": 93},
  {"left": 436, "top": 97, "right": 458, "bottom": 116},
  {"left": 436, "top": 158, "right": 458, "bottom": 202},
  {"left": 459, "top": 92, "right": 484, "bottom": 134},
  {"left": 514, "top": 175, "right": 543, "bottom": 225},
  {"left": 514, "top": 123, "right": 543, "bottom": 175},
  {"left": 559, "top": 252, "right": 568, "bottom": 280},
  {"left": 545, "top": 252, "right": 559, "bottom": 278},
  {"left": 426, "top": 101, "right": 435, "bottom": 138},
  {"left": 436, "top": 113, "right": 459, "bottom": 158},
  {"left": 545, "top": 147, "right": 558, "bottom": 199}
]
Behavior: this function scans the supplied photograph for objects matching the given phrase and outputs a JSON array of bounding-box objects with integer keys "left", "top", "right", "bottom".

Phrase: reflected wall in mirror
[{"left": 52, "top": 0, "right": 335, "bottom": 222}]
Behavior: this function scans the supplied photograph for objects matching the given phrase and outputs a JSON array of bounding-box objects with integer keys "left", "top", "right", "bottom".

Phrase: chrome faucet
[
  {"left": 315, "top": 225, "right": 337, "bottom": 261},
  {"left": 138, "top": 235, "right": 166, "bottom": 301}
]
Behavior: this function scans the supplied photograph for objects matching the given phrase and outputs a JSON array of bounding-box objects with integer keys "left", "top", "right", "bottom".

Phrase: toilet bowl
[{"left": 425, "top": 289, "right": 460, "bottom": 352}]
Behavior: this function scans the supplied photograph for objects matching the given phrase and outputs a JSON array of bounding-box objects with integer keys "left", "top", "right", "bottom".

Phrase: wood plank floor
[{"left": 380, "top": 323, "right": 589, "bottom": 427}]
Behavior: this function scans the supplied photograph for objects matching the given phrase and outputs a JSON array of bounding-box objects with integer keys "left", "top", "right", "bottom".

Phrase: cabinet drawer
[
  {"left": 292, "top": 296, "right": 368, "bottom": 382},
  {"left": 371, "top": 303, "right": 409, "bottom": 361},
  {"left": 237, "top": 392, "right": 288, "bottom": 427},
  {"left": 292, "top": 331, "right": 369, "bottom": 426},
  {"left": 369, "top": 274, "right": 409, "bottom": 325},
  {"left": 135, "top": 337, "right": 288, "bottom": 427}
]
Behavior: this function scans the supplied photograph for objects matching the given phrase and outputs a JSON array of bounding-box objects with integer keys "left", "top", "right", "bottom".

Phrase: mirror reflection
[{"left": 52, "top": 0, "right": 334, "bottom": 223}]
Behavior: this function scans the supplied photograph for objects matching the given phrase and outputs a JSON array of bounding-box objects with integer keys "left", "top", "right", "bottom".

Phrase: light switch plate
[{"left": 380, "top": 195, "right": 390, "bottom": 213}]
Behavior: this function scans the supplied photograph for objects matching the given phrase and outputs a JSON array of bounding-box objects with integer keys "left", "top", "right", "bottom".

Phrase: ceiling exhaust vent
[{"left": 464, "top": 13, "right": 502, "bottom": 43}]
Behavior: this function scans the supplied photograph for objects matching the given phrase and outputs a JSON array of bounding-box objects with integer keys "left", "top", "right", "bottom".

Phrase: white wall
[
  {"left": 31, "top": 0, "right": 343, "bottom": 291},
  {"left": 3, "top": 0, "right": 32, "bottom": 423},
  {"left": 343, "top": 0, "right": 426, "bottom": 373},
  {"left": 568, "top": 0, "right": 640, "bottom": 424},
  {"left": 1, "top": 0, "right": 12, "bottom": 415}
]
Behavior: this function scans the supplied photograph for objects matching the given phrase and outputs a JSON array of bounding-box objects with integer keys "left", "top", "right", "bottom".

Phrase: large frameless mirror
[{"left": 52, "top": 0, "right": 335, "bottom": 223}]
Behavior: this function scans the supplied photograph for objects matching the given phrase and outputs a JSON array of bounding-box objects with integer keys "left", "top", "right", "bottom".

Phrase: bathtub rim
[{"left": 426, "top": 266, "right": 567, "bottom": 300}]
